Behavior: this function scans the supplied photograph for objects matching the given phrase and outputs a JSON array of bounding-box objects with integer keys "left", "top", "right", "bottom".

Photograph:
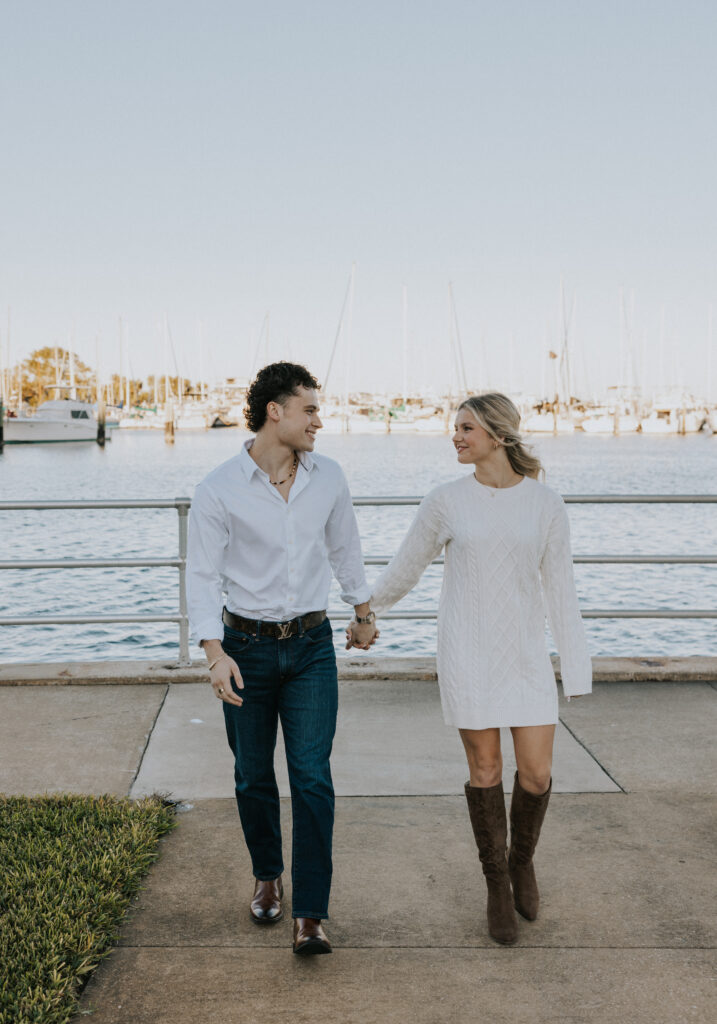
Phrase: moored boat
[{"left": 3, "top": 398, "right": 104, "bottom": 443}]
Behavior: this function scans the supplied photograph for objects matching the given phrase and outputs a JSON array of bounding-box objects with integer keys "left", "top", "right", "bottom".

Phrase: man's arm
[
  {"left": 187, "top": 485, "right": 243, "bottom": 705},
  {"left": 186, "top": 485, "right": 229, "bottom": 645},
  {"left": 324, "top": 471, "right": 378, "bottom": 650}
]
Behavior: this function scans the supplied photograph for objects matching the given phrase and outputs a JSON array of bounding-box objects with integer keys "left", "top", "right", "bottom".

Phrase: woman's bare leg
[
  {"left": 459, "top": 727, "right": 502, "bottom": 787},
  {"left": 510, "top": 724, "right": 555, "bottom": 794},
  {"left": 507, "top": 724, "right": 555, "bottom": 920}
]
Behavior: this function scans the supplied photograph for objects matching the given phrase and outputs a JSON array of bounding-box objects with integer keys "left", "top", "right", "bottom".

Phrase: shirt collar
[{"left": 239, "top": 438, "right": 316, "bottom": 480}]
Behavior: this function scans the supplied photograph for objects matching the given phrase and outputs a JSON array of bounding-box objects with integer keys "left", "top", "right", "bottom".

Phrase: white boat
[
  {"left": 523, "top": 412, "right": 575, "bottom": 434},
  {"left": 640, "top": 406, "right": 706, "bottom": 434},
  {"left": 175, "top": 407, "right": 210, "bottom": 430},
  {"left": 581, "top": 411, "right": 640, "bottom": 434},
  {"left": 414, "top": 414, "right": 448, "bottom": 433},
  {"left": 3, "top": 398, "right": 102, "bottom": 443}
]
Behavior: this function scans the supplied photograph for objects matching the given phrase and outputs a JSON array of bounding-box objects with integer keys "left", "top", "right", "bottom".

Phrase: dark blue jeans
[{"left": 221, "top": 615, "right": 338, "bottom": 920}]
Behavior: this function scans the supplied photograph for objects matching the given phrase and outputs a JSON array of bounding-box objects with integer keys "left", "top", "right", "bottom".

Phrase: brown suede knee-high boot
[
  {"left": 464, "top": 781, "right": 518, "bottom": 945},
  {"left": 508, "top": 770, "right": 552, "bottom": 921}
]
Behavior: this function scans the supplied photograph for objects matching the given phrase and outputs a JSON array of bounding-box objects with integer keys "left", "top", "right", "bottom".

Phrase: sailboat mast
[
  {"left": 164, "top": 313, "right": 170, "bottom": 405},
  {"left": 324, "top": 268, "right": 352, "bottom": 397},
  {"left": 559, "top": 276, "right": 573, "bottom": 408},
  {"left": 444, "top": 287, "right": 454, "bottom": 431},
  {"left": 69, "top": 344, "right": 75, "bottom": 399},
  {"left": 343, "top": 263, "right": 355, "bottom": 430},
  {"left": 125, "top": 322, "right": 131, "bottom": 410},
  {"left": 448, "top": 282, "right": 468, "bottom": 396},
  {"left": 708, "top": 304, "right": 714, "bottom": 405},
  {"left": 199, "top": 320, "right": 205, "bottom": 401},
  {"left": 7, "top": 307, "right": 15, "bottom": 411},
  {"left": 402, "top": 284, "right": 408, "bottom": 405},
  {"left": 118, "top": 317, "right": 124, "bottom": 409}
]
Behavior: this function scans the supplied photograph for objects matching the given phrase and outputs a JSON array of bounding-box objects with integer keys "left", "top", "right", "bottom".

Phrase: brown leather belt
[{"left": 222, "top": 607, "right": 327, "bottom": 640}]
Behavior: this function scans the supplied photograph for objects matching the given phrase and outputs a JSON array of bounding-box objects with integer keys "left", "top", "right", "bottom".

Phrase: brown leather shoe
[
  {"left": 292, "top": 917, "right": 332, "bottom": 955},
  {"left": 250, "top": 877, "right": 283, "bottom": 923}
]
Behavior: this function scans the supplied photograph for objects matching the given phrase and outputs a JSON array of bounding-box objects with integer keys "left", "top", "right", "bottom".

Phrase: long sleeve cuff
[
  {"left": 190, "top": 616, "right": 224, "bottom": 647},
  {"left": 369, "top": 591, "right": 394, "bottom": 617},
  {"left": 340, "top": 582, "right": 372, "bottom": 607},
  {"left": 558, "top": 652, "right": 593, "bottom": 697}
]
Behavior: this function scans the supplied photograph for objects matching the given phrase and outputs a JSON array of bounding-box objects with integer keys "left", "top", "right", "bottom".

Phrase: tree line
[{"left": 2, "top": 348, "right": 203, "bottom": 408}]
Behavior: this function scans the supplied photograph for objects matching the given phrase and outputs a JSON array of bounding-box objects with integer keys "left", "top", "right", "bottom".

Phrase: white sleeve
[
  {"left": 540, "top": 500, "right": 592, "bottom": 697},
  {"left": 324, "top": 469, "right": 372, "bottom": 607},
  {"left": 186, "top": 484, "right": 228, "bottom": 644},
  {"left": 370, "top": 491, "right": 449, "bottom": 616}
]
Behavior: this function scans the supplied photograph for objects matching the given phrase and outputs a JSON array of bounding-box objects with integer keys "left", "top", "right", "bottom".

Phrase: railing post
[{"left": 176, "top": 499, "right": 191, "bottom": 666}]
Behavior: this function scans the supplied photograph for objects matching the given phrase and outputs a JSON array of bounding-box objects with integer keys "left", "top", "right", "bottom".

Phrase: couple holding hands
[{"left": 186, "top": 361, "right": 591, "bottom": 955}]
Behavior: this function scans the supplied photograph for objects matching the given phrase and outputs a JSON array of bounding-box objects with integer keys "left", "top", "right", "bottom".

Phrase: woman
[{"left": 368, "top": 393, "right": 592, "bottom": 945}]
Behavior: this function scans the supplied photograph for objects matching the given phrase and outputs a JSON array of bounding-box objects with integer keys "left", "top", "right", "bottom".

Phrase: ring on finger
[{"left": 217, "top": 687, "right": 225, "bottom": 695}]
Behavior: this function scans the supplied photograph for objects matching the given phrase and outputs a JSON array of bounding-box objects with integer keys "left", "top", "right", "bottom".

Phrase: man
[{"left": 187, "top": 361, "right": 378, "bottom": 955}]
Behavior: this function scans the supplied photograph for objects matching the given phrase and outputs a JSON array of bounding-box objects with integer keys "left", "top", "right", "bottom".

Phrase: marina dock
[{"left": 1, "top": 659, "right": 714, "bottom": 1023}]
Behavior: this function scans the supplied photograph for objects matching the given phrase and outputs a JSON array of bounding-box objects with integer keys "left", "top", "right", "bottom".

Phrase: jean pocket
[
  {"left": 222, "top": 626, "right": 252, "bottom": 649},
  {"left": 304, "top": 619, "right": 334, "bottom": 645}
]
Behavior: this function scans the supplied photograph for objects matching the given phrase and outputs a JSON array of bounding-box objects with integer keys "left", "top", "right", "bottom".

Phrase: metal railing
[
  {"left": 0, "top": 499, "right": 192, "bottom": 662},
  {"left": 1, "top": 495, "right": 716, "bottom": 666}
]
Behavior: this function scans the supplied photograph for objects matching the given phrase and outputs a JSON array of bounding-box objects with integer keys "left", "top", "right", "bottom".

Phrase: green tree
[{"left": 21, "top": 347, "right": 95, "bottom": 407}]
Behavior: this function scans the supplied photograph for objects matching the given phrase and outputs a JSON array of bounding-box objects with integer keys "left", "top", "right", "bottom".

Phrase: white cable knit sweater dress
[{"left": 370, "top": 474, "right": 592, "bottom": 729}]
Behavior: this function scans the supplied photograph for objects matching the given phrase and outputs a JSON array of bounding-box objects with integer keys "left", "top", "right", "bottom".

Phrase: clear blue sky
[{"left": 1, "top": 0, "right": 715, "bottom": 399}]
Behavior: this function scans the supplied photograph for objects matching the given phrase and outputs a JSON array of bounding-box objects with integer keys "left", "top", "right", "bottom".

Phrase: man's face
[{"left": 275, "top": 386, "right": 323, "bottom": 451}]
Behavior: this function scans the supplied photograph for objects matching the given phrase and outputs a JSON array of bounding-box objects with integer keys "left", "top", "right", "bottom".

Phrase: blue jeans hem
[{"left": 292, "top": 911, "right": 329, "bottom": 920}]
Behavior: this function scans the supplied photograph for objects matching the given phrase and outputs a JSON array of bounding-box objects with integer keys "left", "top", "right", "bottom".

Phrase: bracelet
[
  {"left": 355, "top": 610, "right": 376, "bottom": 624},
  {"left": 208, "top": 654, "right": 228, "bottom": 671}
]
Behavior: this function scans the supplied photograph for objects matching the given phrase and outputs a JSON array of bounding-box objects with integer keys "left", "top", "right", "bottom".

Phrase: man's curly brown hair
[{"left": 244, "top": 361, "right": 320, "bottom": 433}]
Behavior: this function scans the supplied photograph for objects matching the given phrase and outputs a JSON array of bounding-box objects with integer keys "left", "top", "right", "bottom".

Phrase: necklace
[
  {"left": 270, "top": 453, "right": 298, "bottom": 487},
  {"left": 474, "top": 471, "right": 520, "bottom": 496}
]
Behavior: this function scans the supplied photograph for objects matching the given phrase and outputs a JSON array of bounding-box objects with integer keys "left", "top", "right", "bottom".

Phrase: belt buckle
[{"left": 277, "top": 621, "right": 293, "bottom": 640}]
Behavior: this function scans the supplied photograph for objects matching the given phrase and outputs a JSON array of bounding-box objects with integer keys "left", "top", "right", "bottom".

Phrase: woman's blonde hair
[{"left": 457, "top": 392, "right": 543, "bottom": 480}]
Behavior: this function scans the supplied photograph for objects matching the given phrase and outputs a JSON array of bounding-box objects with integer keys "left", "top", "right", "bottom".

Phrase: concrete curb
[{"left": 1, "top": 655, "right": 716, "bottom": 685}]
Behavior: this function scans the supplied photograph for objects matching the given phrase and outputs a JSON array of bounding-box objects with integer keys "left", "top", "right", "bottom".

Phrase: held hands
[{"left": 345, "top": 620, "right": 380, "bottom": 651}]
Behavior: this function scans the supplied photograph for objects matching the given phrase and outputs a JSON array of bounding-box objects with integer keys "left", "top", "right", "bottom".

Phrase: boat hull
[{"left": 3, "top": 419, "right": 98, "bottom": 443}]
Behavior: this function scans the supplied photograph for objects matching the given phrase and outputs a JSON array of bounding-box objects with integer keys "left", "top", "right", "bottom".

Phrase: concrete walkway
[{"left": 1, "top": 675, "right": 715, "bottom": 1023}]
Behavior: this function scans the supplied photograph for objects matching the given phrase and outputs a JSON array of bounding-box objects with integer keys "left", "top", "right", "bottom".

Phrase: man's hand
[
  {"left": 203, "top": 641, "right": 244, "bottom": 706},
  {"left": 344, "top": 621, "right": 380, "bottom": 651}
]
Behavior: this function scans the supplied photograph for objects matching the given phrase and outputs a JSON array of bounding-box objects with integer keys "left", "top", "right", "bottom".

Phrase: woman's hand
[{"left": 345, "top": 621, "right": 380, "bottom": 651}]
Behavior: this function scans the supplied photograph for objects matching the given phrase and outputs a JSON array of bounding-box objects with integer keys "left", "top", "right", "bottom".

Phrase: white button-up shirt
[{"left": 187, "top": 440, "right": 371, "bottom": 643}]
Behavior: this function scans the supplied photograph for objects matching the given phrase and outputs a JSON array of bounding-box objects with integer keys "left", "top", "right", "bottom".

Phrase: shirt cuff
[
  {"left": 191, "top": 617, "right": 224, "bottom": 646},
  {"left": 340, "top": 582, "right": 372, "bottom": 607}
]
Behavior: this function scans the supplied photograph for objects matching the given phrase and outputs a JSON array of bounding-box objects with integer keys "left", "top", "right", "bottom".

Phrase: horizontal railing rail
[
  {"left": 364, "top": 555, "right": 717, "bottom": 565},
  {"left": 0, "top": 558, "right": 183, "bottom": 570},
  {"left": 0, "top": 499, "right": 192, "bottom": 510},
  {"left": 0, "top": 498, "right": 193, "bottom": 662},
  {"left": 353, "top": 495, "right": 717, "bottom": 505},
  {"left": 1, "top": 495, "right": 715, "bottom": 666}
]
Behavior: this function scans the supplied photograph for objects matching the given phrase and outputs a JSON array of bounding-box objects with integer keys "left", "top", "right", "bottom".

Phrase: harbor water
[{"left": 1, "top": 429, "right": 716, "bottom": 663}]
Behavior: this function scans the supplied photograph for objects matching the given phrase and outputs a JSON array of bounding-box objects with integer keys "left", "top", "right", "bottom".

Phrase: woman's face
[{"left": 452, "top": 408, "right": 495, "bottom": 464}]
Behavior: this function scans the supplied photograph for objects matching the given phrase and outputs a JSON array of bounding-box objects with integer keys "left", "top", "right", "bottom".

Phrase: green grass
[{"left": 0, "top": 794, "right": 176, "bottom": 1024}]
